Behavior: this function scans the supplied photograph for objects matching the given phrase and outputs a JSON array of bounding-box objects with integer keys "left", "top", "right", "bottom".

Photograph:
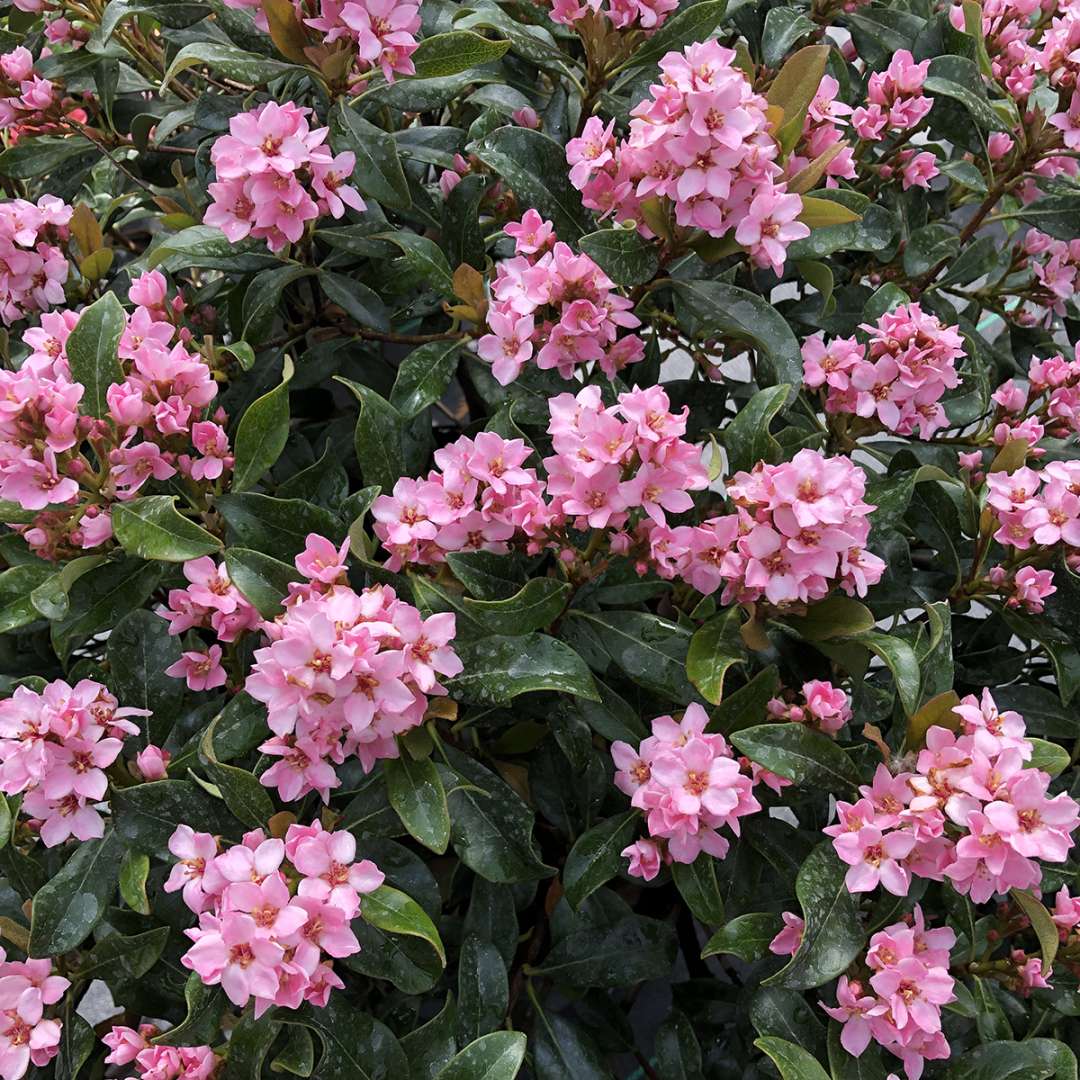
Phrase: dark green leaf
[
  {"left": 232, "top": 357, "right": 293, "bottom": 492},
  {"left": 452, "top": 633, "right": 598, "bottom": 704},
  {"left": 29, "top": 830, "right": 122, "bottom": 955},
  {"left": 66, "top": 292, "right": 125, "bottom": 417},
  {"left": 112, "top": 496, "right": 222, "bottom": 561},
  {"left": 385, "top": 754, "right": 451, "bottom": 854},
  {"left": 562, "top": 810, "right": 638, "bottom": 910},
  {"left": 730, "top": 723, "right": 861, "bottom": 797}
]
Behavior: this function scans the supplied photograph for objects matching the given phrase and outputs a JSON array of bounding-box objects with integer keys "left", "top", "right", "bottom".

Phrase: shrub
[{"left": 0, "top": 0, "right": 1079, "bottom": 1078}]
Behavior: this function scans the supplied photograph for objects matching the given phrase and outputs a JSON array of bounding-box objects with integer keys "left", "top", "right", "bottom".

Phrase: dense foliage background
[{"left": 2, "top": 0, "right": 1080, "bottom": 1077}]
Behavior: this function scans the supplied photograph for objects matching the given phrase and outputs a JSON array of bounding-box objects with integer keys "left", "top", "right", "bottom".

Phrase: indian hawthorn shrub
[{"left": 1, "top": 0, "right": 1080, "bottom": 1078}]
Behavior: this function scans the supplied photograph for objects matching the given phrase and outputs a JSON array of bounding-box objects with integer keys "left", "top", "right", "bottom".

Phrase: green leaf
[
  {"left": 531, "top": 1009, "right": 609, "bottom": 1080},
  {"left": 161, "top": 41, "right": 303, "bottom": 87},
  {"left": 335, "top": 377, "right": 415, "bottom": 491},
  {"left": 401, "top": 994, "right": 457, "bottom": 1080},
  {"left": 73, "top": 926, "right": 169, "bottom": 984},
  {"left": 1017, "top": 195, "right": 1080, "bottom": 242},
  {"left": 435, "top": 1032, "right": 526, "bottom": 1080},
  {"left": 842, "top": 630, "right": 922, "bottom": 717},
  {"left": 153, "top": 972, "right": 224, "bottom": 1047},
  {"left": 113, "top": 495, "right": 222, "bottom": 561},
  {"left": 224, "top": 547, "right": 294, "bottom": 619},
  {"left": 107, "top": 609, "right": 184, "bottom": 729},
  {"left": 731, "top": 723, "right": 860, "bottom": 797},
  {"left": 279, "top": 1000, "right": 408, "bottom": 1080},
  {"left": 452, "top": 633, "right": 598, "bottom": 705},
  {"left": 461, "top": 579, "right": 570, "bottom": 635},
  {"left": 616, "top": 0, "right": 728, "bottom": 74},
  {"left": 273, "top": 1026, "right": 316, "bottom": 1077},
  {"left": 470, "top": 127, "right": 589, "bottom": 239},
  {"left": 750, "top": 989, "right": 825, "bottom": 1058},
  {"left": 55, "top": 1008, "right": 95, "bottom": 1080},
  {"left": 1028, "top": 738, "right": 1071, "bottom": 778},
  {"left": 112, "top": 779, "right": 233, "bottom": 859},
  {"left": 786, "top": 596, "right": 875, "bottom": 642},
  {"left": 457, "top": 936, "right": 508, "bottom": 1045},
  {"left": 687, "top": 608, "right": 745, "bottom": 704},
  {"left": 242, "top": 265, "right": 315, "bottom": 344},
  {"left": 445, "top": 551, "right": 526, "bottom": 599},
  {"left": 578, "top": 227, "right": 659, "bottom": 287},
  {"left": 1011, "top": 888, "right": 1059, "bottom": 973},
  {"left": 149, "top": 225, "right": 279, "bottom": 274},
  {"left": 671, "top": 857, "right": 725, "bottom": 926},
  {"left": 66, "top": 292, "right": 125, "bottom": 417},
  {"left": 51, "top": 559, "right": 161, "bottom": 663},
  {"left": 567, "top": 610, "right": 696, "bottom": 702},
  {"left": 441, "top": 745, "right": 554, "bottom": 883},
  {"left": 119, "top": 850, "right": 151, "bottom": 915},
  {"left": 942, "top": 1040, "right": 1078, "bottom": 1080},
  {"left": 0, "top": 136, "right": 94, "bottom": 180},
  {"left": 385, "top": 754, "right": 451, "bottom": 854},
  {"left": 762, "top": 6, "right": 815, "bottom": 68},
  {"left": 372, "top": 232, "right": 456, "bottom": 296},
  {"left": 29, "top": 830, "right": 122, "bottom": 955},
  {"left": 562, "top": 810, "right": 638, "bottom": 911},
  {"left": 231, "top": 356, "right": 293, "bottom": 492},
  {"left": 215, "top": 492, "right": 343, "bottom": 560},
  {"left": 319, "top": 269, "right": 391, "bottom": 330},
  {"left": 702, "top": 912, "right": 783, "bottom": 961},
  {"left": 675, "top": 279, "right": 803, "bottom": 387},
  {"left": 362, "top": 884, "right": 446, "bottom": 965},
  {"left": 199, "top": 716, "right": 275, "bottom": 829},
  {"left": 329, "top": 101, "right": 411, "bottom": 210},
  {"left": 754, "top": 1036, "right": 830, "bottom": 1080},
  {"left": 764, "top": 843, "right": 864, "bottom": 990},
  {"left": 411, "top": 30, "right": 510, "bottom": 77},
  {"left": 924, "top": 55, "right": 1008, "bottom": 131},
  {"left": 530, "top": 906, "right": 677, "bottom": 988},
  {"left": 390, "top": 340, "right": 461, "bottom": 418}
]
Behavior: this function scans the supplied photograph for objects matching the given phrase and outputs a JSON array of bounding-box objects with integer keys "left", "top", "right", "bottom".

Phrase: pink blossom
[
  {"left": 769, "top": 912, "right": 804, "bottom": 956},
  {"left": 165, "top": 645, "right": 227, "bottom": 692}
]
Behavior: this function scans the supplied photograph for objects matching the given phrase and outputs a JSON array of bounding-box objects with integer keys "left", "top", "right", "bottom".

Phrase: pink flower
[
  {"left": 769, "top": 912, "right": 804, "bottom": 956},
  {"left": 734, "top": 187, "right": 810, "bottom": 275},
  {"left": 622, "top": 838, "right": 663, "bottom": 880},
  {"left": 900, "top": 150, "right": 939, "bottom": 190},
  {"left": 834, "top": 826, "right": 917, "bottom": 894},
  {"left": 165, "top": 646, "right": 227, "bottom": 691},
  {"left": 135, "top": 744, "right": 170, "bottom": 781}
]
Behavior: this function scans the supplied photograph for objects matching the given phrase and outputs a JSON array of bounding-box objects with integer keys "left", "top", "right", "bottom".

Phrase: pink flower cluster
[
  {"left": 851, "top": 50, "right": 934, "bottom": 141},
  {"left": 951, "top": 0, "right": 1038, "bottom": 100},
  {"left": 478, "top": 210, "right": 644, "bottom": 385},
  {"left": 767, "top": 679, "right": 851, "bottom": 736},
  {"left": 169, "top": 821, "right": 382, "bottom": 1014},
  {"left": 0, "top": 678, "right": 144, "bottom": 847},
  {"left": 205, "top": 101, "right": 364, "bottom": 253},
  {"left": 986, "top": 563, "right": 1057, "bottom": 614},
  {"left": 1038, "top": 0, "right": 1080, "bottom": 91},
  {"left": 0, "top": 193, "right": 69, "bottom": 325},
  {"left": 0, "top": 48, "right": 57, "bottom": 139},
  {"left": 566, "top": 40, "right": 808, "bottom": 275},
  {"left": 159, "top": 556, "right": 261, "bottom": 647},
  {"left": 372, "top": 384, "right": 708, "bottom": 569},
  {"left": 103, "top": 1026, "right": 220, "bottom": 1080},
  {"left": 0, "top": 952, "right": 69, "bottom": 1080},
  {"left": 647, "top": 448, "right": 885, "bottom": 605},
  {"left": 304, "top": 0, "right": 421, "bottom": 82},
  {"left": 822, "top": 908, "right": 955, "bottom": 1080},
  {"left": 986, "top": 460, "right": 1080, "bottom": 554},
  {"left": 245, "top": 534, "right": 461, "bottom": 799},
  {"left": 612, "top": 702, "right": 762, "bottom": 874},
  {"left": 1025, "top": 230, "right": 1080, "bottom": 318},
  {"left": 828, "top": 690, "right": 1080, "bottom": 902},
  {"left": 787, "top": 75, "right": 857, "bottom": 188},
  {"left": 802, "top": 303, "right": 964, "bottom": 439},
  {"left": 993, "top": 341, "right": 1080, "bottom": 443},
  {"left": 545, "top": 0, "right": 676, "bottom": 30},
  {"left": 0, "top": 272, "right": 230, "bottom": 560}
]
